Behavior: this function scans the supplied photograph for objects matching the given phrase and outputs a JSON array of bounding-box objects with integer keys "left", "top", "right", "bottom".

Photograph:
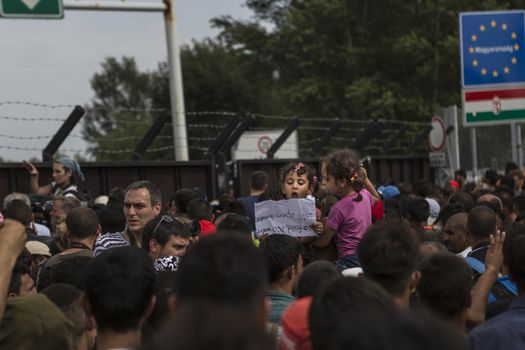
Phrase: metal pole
[
  {"left": 470, "top": 127, "right": 478, "bottom": 171},
  {"left": 62, "top": 0, "right": 187, "bottom": 160},
  {"left": 164, "top": 0, "right": 188, "bottom": 161},
  {"left": 131, "top": 114, "right": 170, "bottom": 160},
  {"left": 64, "top": 1, "right": 166, "bottom": 11},
  {"left": 267, "top": 117, "right": 301, "bottom": 159},
  {"left": 450, "top": 105, "right": 461, "bottom": 170},
  {"left": 42, "top": 106, "right": 85, "bottom": 161},
  {"left": 511, "top": 122, "right": 518, "bottom": 164},
  {"left": 518, "top": 124, "right": 523, "bottom": 170}
]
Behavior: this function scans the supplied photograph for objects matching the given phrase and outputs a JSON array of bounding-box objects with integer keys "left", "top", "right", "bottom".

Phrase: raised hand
[{"left": 22, "top": 160, "right": 38, "bottom": 176}]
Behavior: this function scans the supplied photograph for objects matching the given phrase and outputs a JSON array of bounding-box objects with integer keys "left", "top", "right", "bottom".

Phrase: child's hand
[
  {"left": 311, "top": 220, "right": 324, "bottom": 235},
  {"left": 358, "top": 167, "right": 368, "bottom": 182}
]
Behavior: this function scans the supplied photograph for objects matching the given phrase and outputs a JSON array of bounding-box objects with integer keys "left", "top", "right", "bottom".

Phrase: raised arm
[
  {"left": 22, "top": 160, "right": 52, "bottom": 195},
  {"left": 0, "top": 219, "right": 27, "bottom": 320},
  {"left": 360, "top": 167, "right": 380, "bottom": 201},
  {"left": 466, "top": 230, "right": 505, "bottom": 327}
]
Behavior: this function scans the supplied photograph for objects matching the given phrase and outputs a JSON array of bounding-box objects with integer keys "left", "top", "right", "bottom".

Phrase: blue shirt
[
  {"left": 239, "top": 195, "right": 258, "bottom": 230},
  {"left": 469, "top": 296, "right": 525, "bottom": 350}
]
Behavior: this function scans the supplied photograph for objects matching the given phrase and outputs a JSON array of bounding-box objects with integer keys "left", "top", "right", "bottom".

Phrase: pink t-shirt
[{"left": 326, "top": 189, "right": 374, "bottom": 258}]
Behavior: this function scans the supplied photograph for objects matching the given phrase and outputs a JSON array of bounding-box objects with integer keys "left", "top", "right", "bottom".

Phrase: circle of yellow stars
[{"left": 468, "top": 20, "right": 518, "bottom": 78}]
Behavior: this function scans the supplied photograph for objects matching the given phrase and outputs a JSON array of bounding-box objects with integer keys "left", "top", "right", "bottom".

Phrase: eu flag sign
[{"left": 460, "top": 11, "right": 525, "bottom": 88}]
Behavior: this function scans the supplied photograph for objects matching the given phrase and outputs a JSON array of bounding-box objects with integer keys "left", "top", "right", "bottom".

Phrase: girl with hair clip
[
  {"left": 313, "top": 149, "right": 380, "bottom": 270},
  {"left": 279, "top": 162, "right": 323, "bottom": 265}
]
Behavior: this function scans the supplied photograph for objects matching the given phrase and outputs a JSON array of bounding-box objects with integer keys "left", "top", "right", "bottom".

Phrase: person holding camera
[{"left": 22, "top": 157, "right": 85, "bottom": 201}]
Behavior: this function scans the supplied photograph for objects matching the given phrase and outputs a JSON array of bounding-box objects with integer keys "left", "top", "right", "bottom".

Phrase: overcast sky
[{"left": 0, "top": 0, "right": 252, "bottom": 161}]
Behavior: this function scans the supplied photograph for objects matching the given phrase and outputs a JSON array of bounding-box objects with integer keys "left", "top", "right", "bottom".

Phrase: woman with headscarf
[{"left": 22, "top": 158, "right": 85, "bottom": 200}]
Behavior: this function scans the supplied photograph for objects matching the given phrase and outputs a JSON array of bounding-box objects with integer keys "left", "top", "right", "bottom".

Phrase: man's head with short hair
[
  {"left": 169, "top": 188, "right": 198, "bottom": 217},
  {"left": 50, "top": 196, "right": 81, "bottom": 221},
  {"left": 187, "top": 198, "right": 213, "bottom": 222},
  {"left": 416, "top": 253, "right": 472, "bottom": 324},
  {"left": 124, "top": 181, "right": 162, "bottom": 239},
  {"left": 467, "top": 206, "right": 496, "bottom": 242},
  {"left": 249, "top": 171, "right": 269, "bottom": 193},
  {"left": 44, "top": 255, "right": 93, "bottom": 292},
  {"left": 260, "top": 234, "right": 303, "bottom": 292},
  {"left": 405, "top": 198, "right": 430, "bottom": 225},
  {"left": 443, "top": 213, "right": 469, "bottom": 254},
  {"left": 331, "top": 310, "right": 469, "bottom": 350},
  {"left": 216, "top": 213, "right": 252, "bottom": 237},
  {"left": 145, "top": 302, "right": 274, "bottom": 350},
  {"left": 41, "top": 283, "right": 95, "bottom": 350},
  {"left": 477, "top": 193, "right": 503, "bottom": 211},
  {"left": 141, "top": 216, "right": 192, "bottom": 259},
  {"left": 448, "top": 192, "right": 474, "bottom": 212},
  {"left": 419, "top": 241, "right": 449, "bottom": 260},
  {"left": 98, "top": 203, "right": 126, "bottom": 234},
  {"left": 57, "top": 196, "right": 81, "bottom": 214},
  {"left": 175, "top": 234, "right": 268, "bottom": 323},
  {"left": 357, "top": 219, "right": 420, "bottom": 304},
  {"left": 2, "top": 192, "right": 30, "bottom": 211},
  {"left": 224, "top": 199, "right": 249, "bottom": 217},
  {"left": 297, "top": 261, "right": 341, "bottom": 298},
  {"left": 83, "top": 247, "right": 156, "bottom": 333},
  {"left": 4, "top": 200, "right": 32, "bottom": 227},
  {"left": 309, "top": 276, "right": 397, "bottom": 350},
  {"left": 439, "top": 202, "right": 467, "bottom": 228},
  {"left": 66, "top": 207, "right": 99, "bottom": 241}
]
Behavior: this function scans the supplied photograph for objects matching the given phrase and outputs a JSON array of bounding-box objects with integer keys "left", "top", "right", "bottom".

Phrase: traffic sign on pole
[
  {"left": 428, "top": 116, "right": 446, "bottom": 152},
  {"left": 0, "top": 0, "right": 63, "bottom": 19}
]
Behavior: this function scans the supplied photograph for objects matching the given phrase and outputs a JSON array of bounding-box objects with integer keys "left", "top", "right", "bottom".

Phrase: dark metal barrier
[
  {"left": 0, "top": 161, "right": 213, "bottom": 206},
  {"left": 0, "top": 156, "right": 430, "bottom": 203},
  {"left": 234, "top": 156, "right": 431, "bottom": 197}
]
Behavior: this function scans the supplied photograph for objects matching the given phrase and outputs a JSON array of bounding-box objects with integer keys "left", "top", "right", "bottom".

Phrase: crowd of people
[{"left": 0, "top": 151, "right": 525, "bottom": 349}]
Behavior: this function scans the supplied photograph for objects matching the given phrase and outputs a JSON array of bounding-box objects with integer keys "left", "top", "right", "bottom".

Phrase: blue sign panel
[{"left": 460, "top": 11, "right": 525, "bottom": 87}]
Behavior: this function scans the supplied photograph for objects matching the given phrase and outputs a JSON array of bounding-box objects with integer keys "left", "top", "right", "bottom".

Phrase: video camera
[{"left": 29, "top": 194, "right": 54, "bottom": 228}]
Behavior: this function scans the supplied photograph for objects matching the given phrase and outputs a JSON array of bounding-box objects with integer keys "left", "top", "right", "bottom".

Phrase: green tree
[
  {"left": 82, "top": 57, "right": 158, "bottom": 161},
  {"left": 212, "top": 0, "right": 520, "bottom": 153},
  {"left": 84, "top": 40, "right": 289, "bottom": 160},
  {"left": 84, "top": 0, "right": 524, "bottom": 160}
]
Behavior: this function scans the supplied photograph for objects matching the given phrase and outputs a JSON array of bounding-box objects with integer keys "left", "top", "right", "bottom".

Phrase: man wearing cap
[
  {"left": 425, "top": 197, "right": 441, "bottom": 227},
  {"left": 123, "top": 181, "right": 162, "bottom": 247},
  {"left": 25, "top": 241, "right": 51, "bottom": 281}
]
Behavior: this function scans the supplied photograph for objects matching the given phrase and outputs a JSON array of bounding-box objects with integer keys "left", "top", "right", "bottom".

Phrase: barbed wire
[
  {"left": 0, "top": 105, "right": 429, "bottom": 126},
  {"left": 0, "top": 101, "right": 76, "bottom": 109},
  {"left": 234, "top": 148, "right": 299, "bottom": 153},
  {"left": 0, "top": 115, "right": 67, "bottom": 122},
  {"left": 188, "top": 111, "right": 239, "bottom": 117},
  {"left": 298, "top": 138, "right": 321, "bottom": 145},
  {"left": 298, "top": 126, "right": 331, "bottom": 131}
]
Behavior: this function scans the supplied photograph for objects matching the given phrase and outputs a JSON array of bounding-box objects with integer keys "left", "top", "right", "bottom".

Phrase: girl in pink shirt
[{"left": 314, "top": 149, "right": 379, "bottom": 270}]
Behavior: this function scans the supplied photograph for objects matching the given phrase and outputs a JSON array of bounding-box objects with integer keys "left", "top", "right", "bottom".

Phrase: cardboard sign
[{"left": 255, "top": 197, "right": 317, "bottom": 237}]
